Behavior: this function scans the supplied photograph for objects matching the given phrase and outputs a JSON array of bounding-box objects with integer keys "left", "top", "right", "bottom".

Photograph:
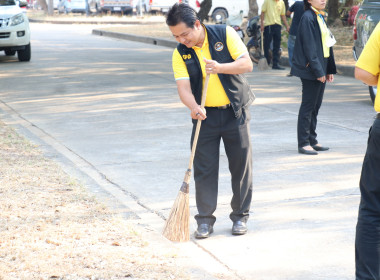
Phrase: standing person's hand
[
  {"left": 317, "top": 76, "right": 326, "bottom": 83},
  {"left": 260, "top": 25, "right": 264, "bottom": 32},
  {"left": 326, "top": 74, "right": 334, "bottom": 82}
]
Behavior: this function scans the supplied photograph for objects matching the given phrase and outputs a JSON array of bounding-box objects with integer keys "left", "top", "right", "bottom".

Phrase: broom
[
  {"left": 258, "top": 31, "right": 269, "bottom": 71},
  {"left": 162, "top": 74, "right": 210, "bottom": 242}
]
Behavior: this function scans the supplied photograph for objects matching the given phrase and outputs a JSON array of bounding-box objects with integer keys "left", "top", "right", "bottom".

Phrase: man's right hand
[{"left": 191, "top": 105, "right": 207, "bottom": 120}]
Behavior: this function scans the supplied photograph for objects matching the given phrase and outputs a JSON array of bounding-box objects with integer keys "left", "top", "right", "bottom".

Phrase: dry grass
[
  {"left": 0, "top": 121, "right": 187, "bottom": 279},
  {"left": 100, "top": 22, "right": 355, "bottom": 66}
]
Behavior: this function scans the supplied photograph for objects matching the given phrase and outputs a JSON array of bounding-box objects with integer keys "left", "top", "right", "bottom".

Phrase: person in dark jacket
[
  {"left": 286, "top": 0, "right": 304, "bottom": 75},
  {"left": 166, "top": 3, "right": 255, "bottom": 238},
  {"left": 290, "top": 0, "right": 336, "bottom": 155}
]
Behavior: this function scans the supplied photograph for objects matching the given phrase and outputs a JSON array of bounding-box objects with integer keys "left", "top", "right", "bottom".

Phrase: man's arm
[
  {"left": 204, "top": 54, "right": 253, "bottom": 75},
  {"left": 176, "top": 79, "right": 206, "bottom": 120},
  {"left": 281, "top": 15, "right": 290, "bottom": 32},
  {"left": 355, "top": 67, "right": 378, "bottom": 86}
]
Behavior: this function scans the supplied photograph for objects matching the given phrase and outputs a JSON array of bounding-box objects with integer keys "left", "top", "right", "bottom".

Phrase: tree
[
  {"left": 197, "top": 0, "right": 212, "bottom": 23},
  {"left": 37, "top": 0, "right": 48, "bottom": 14},
  {"left": 327, "top": 0, "right": 340, "bottom": 25},
  {"left": 248, "top": 0, "right": 258, "bottom": 19}
]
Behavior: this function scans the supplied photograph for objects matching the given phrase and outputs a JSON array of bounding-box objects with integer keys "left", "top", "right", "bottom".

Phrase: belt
[
  {"left": 377, "top": 113, "right": 380, "bottom": 119},
  {"left": 205, "top": 104, "right": 232, "bottom": 110}
]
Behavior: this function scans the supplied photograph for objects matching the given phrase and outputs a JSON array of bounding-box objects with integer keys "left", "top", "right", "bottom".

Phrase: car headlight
[{"left": 10, "top": 13, "right": 24, "bottom": 26}]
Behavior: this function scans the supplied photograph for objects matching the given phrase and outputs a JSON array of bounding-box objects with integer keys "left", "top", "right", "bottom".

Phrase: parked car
[
  {"left": 96, "top": 0, "right": 133, "bottom": 13},
  {"left": 186, "top": 0, "right": 254, "bottom": 22},
  {"left": 0, "top": 0, "right": 31, "bottom": 61},
  {"left": 353, "top": 0, "right": 380, "bottom": 103},
  {"left": 58, "top": 0, "right": 98, "bottom": 13},
  {"left": 135, "top": 0, "right": 184, "bottom": 14}
]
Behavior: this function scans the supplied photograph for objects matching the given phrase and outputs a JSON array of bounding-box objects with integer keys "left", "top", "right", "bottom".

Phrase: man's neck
[{"left": 195, "top": 25, "right": 206, "bottom": 48}]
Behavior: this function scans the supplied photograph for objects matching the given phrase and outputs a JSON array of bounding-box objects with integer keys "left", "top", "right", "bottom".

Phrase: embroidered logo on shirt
[
  {"left": 214, "top": 42, "right": 224, "bottom": 51},
  {"left": 182, "top": 54, "right": 192, "bottom": 60}
]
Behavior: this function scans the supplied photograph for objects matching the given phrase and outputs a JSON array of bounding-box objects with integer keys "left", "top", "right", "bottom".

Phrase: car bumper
[
  {"left": 0, "top": 24, "right": 30, "bottom": 49},
  {"left": 101, "top": 6, "right": 132, "bottom": 12}
]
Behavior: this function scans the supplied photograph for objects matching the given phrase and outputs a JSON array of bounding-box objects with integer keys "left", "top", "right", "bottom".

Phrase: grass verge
[{"left": 0, "top": 120, "right": 187, "bottom": 279}]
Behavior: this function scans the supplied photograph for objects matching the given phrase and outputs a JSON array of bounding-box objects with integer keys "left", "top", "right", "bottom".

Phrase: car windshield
[{"left": 0, "top": 0, "right": 16, "bottom": 5}]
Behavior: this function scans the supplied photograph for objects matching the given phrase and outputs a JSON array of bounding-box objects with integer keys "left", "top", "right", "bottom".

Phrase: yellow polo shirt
[
  {"left": 356, "top": 22, "right": 380, "bottom": 112},
  {"left": 261, "top": 0, "right": 286, "bottom": 26},
  {"left": 172, "top": 25, "right": 248, "bottom": 107}
]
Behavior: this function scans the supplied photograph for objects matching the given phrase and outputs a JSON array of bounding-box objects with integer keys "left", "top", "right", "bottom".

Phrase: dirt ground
[{"left": 0, "top": 121, "right": 188, "bottom": 279}]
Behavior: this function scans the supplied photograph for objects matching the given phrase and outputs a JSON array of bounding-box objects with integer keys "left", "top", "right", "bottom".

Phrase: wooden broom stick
[{"left": 162, "top": 74, "right": 210, "bottom": 242}]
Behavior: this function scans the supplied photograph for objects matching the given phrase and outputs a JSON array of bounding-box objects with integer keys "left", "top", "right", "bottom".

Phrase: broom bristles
[
  {"left": 258, "top": 57, "right": 269, "bottom": 71},
  {"left": 162, "top": 184, "right": 190, "bottom": 242}
]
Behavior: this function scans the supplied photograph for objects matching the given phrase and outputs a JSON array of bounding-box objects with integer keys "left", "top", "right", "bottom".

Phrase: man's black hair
[{"left": 166, "top": 3, "right": 199, "bottom": 28}]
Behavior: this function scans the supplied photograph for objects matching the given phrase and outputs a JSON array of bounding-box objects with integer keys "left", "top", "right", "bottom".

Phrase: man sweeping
[{"left": 166, "top": 3, "right": 255, "bottom": 239}]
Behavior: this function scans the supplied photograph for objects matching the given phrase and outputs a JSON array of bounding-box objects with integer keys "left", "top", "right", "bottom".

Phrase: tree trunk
[
  {"left": 48, "top": 0, "right": 54, "bottom": 15},
  {"left": 283, "top": 0, "right": 289, "bottom": 11},
  {"left": 345, "top": 0, "right": 354, "bottom": 7},
  {"left": 248, "top": 0, "right": 258, "bottom": 18},
  {"left": 37, "top": 0, "right": 48, "bottom": 13},
  {"left": 327, "top": 0, "right": 340, "bottom": 25},
  {"left": 197, "top": 0, "right": 212, "bottom": 23}
]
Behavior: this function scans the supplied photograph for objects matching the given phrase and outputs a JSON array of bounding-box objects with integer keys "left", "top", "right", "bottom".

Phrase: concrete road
[{"left": 0, "top": 23, "right": 375, "bottom": 279}]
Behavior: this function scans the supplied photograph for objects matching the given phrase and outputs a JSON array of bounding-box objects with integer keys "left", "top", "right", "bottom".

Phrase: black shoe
[
  {"left": 298, "top": 147, "right": 318, "bottom": 155},
  {"left": 286, "top": 72, "right": 293, "bottom": 77},
  {"left": 195, "top": 224, "right": 213, "bottom": 239},
  {"left": 312, "top": 145, "right": 329, "bottom": 151},
  {"left": 232, "top": 221, "right": 248, "bottom": 235},
  {"left": 272, "top": 65, "right": 285, "bottom": 70}
]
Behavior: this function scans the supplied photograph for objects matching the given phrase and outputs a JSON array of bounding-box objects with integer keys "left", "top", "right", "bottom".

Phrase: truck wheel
[
  {"left": 5, "top": 49, "right": 16, "bottom": 56},
  {"left": 17, "top": 43, "right": 31, "bottom": 62},
  {"left": 212, "top": 8, "right": 228, "bottom": 23},
  {"left": 369, "top": 86, "right": 377, "bottom": 104}
]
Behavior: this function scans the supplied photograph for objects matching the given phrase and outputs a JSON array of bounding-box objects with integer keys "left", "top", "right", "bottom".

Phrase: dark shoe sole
[
  {"left": 194, "top": 227, "right": 213, "bottom": 239},
  {"left": 232, "top": 229, "right": 248, "bottom": 235},
  {"left": 312, "top": 145, "right": 329, "bottom": 151},
  {"left": 298, "top": 147, "right": 318, "bottom": 155}
]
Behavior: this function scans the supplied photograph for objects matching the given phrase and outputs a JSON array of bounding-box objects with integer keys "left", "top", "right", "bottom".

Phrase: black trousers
[
  {"left": 191, "top": 106, "right": 253, "bottom": 226},
  {"left": 263, "top": 24, "right": 282, "bottom": 67},
  {"left": 297, "top": 78, "right": 326, "bottom": 148},
  {"left": 356, "top": 116, "right": 380, "bottom": 280}
]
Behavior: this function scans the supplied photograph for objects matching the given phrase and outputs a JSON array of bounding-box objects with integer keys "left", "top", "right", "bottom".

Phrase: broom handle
[{"left": 183, "top": 74, "right": 210, "bottom": 184}]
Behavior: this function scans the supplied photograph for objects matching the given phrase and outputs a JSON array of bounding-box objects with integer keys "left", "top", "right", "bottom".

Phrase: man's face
[{"left": 169, "top": 20, "right": 203, "bottom": 48}]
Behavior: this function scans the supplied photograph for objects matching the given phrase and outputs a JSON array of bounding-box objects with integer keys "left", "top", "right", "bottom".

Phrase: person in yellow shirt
[
  {"left": 354, "top": 22, "right": 380, "bottom": 280},
  {"left": 166, "top": 3, "right": 255, "bottom": 239},
  {"left": 260, "top": 0, "right": 290, "bottom": 70}
]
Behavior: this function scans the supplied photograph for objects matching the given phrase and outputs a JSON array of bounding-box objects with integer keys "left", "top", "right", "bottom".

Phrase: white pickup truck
[
  {"left": 135, "top": 0, "right": 183, "bottom": 14},
  {"left": 0, "top": 0, "right": 31, "bottom": 61},
  {"left": 186, "top": 0, "right": 252, "bottom": 22}
]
